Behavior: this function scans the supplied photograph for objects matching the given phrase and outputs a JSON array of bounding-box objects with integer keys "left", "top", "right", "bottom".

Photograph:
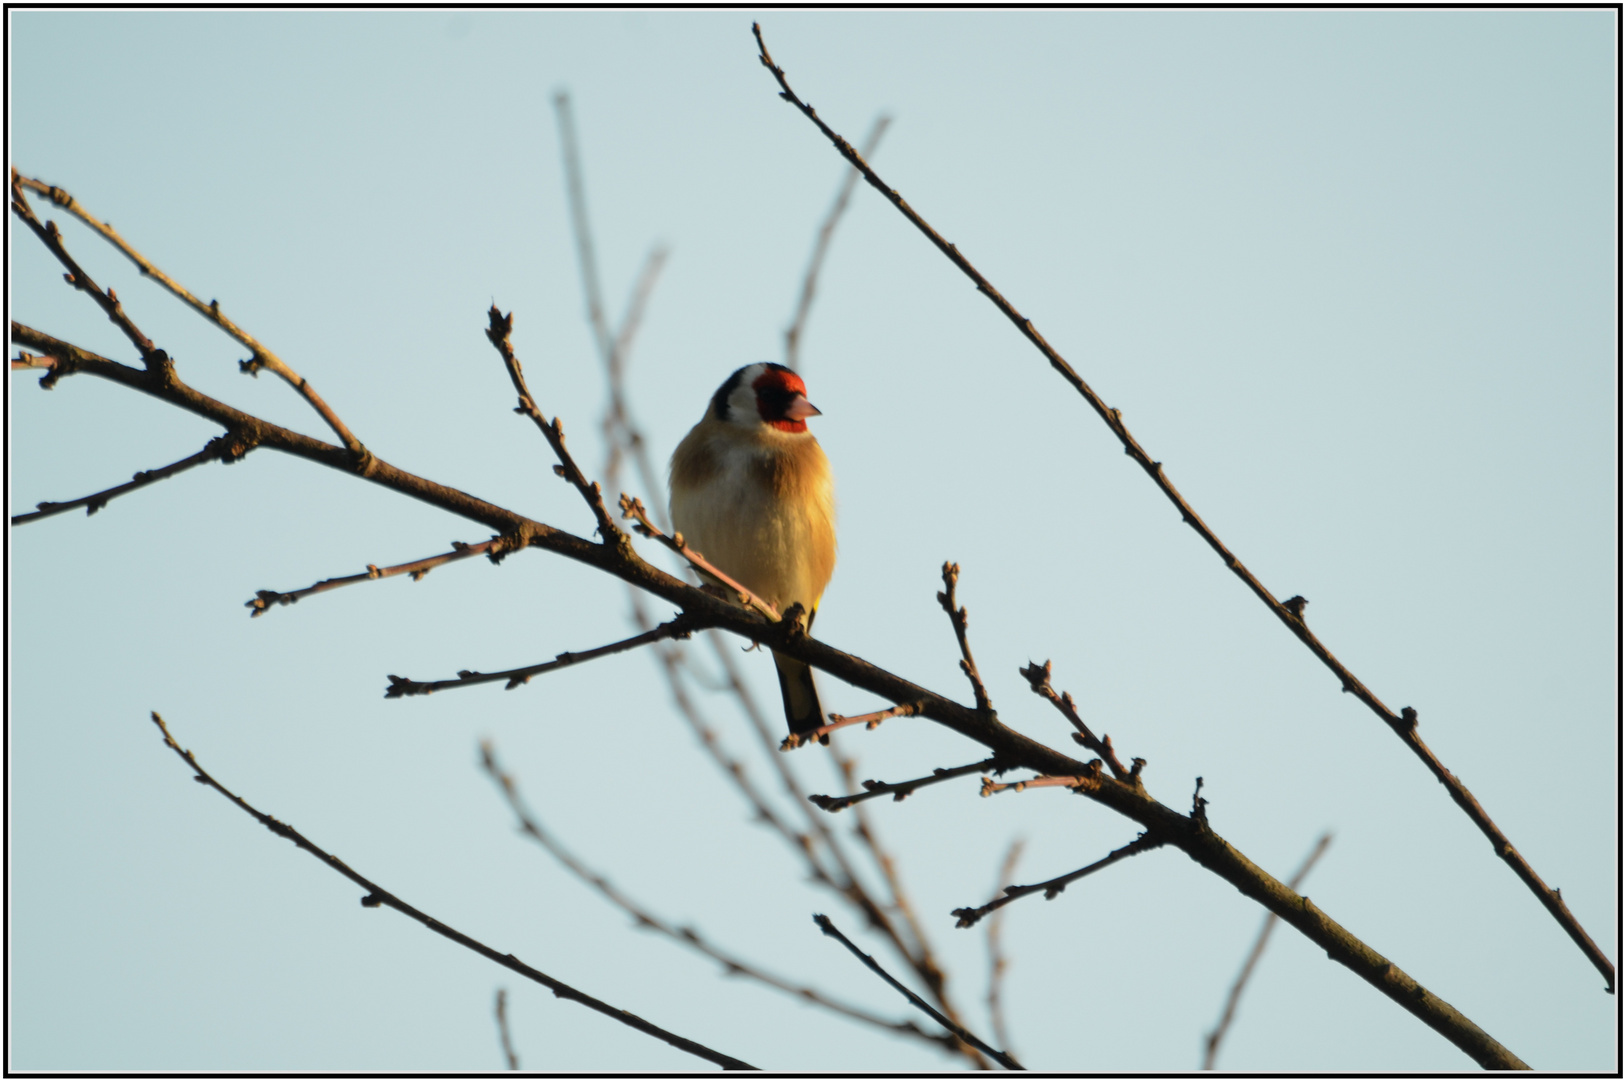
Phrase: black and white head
[{"left": 709, "top": 362, "right": 822, "bottom": 434}]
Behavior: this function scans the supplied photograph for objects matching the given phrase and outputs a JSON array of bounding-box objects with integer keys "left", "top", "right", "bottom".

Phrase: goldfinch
[{"left": 670, "top": 363, "right": 836, "bottom": 739}]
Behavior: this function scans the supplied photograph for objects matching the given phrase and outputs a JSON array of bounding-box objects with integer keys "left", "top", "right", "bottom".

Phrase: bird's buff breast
[{"left": 670, "top": 442, "right": 835, "bottom": 615}]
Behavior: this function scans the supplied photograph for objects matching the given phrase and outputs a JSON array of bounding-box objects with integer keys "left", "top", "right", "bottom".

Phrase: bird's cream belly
[{"left": 672, "top": 476, "right": 831, "bottom": 615}]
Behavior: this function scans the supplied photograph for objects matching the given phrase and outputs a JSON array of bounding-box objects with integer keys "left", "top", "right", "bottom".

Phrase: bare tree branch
[
  {"left": 246, "top": 539, "right": 503, "bottom": 617},
  {"left": 11, "top": 432, "right": 250, "bottom": 525},
  {"left": 13, "top": 223, "right": 1532, "bottom": 1069},
  {"left": 782, "top": 700, "right": 925, "bottom": 750},
  {"left": 825, "top": 741, "right": 966, "bottom": 1065},
  {"left": 986, "top": 839, "right": 1026, "bottom": 1059},
  {"left": 953, "top": 832, "right": 1166, "bottom": 930},
  {"left": 939, "top": 562, "right": 993, "bottom": 715},
  {"left": 1204, "top": 832, "right": 1334, "bottom": 1070},
  {"left": 486, "top": 305, "right": 624, "bottom": 545},
  {"left": 980, "top": 772, "right": 1095, "bottom": 797},
  {"left": 14, "top": 172, "right": 367, "bottom": 454},
  {"left": 1019, "top": 661, "right": 1133, "bottom": 782},
  {"left": 494, "top": 988, "right": 520, "bottom": 1071},
  {"left": 784, "top": 114, "right": 890, "bottom": 371},
  {"left": 11, "top": 171, "right": 160, "bottom": 368},
  {"left": 385, "top": 616, "right": 696, "bottom": 697},
  {"left": 601, "top": 245, "right": 670, "bottom": 514},
  {"left": 749, "top": 23, "right": 1612, "bottom": 995},
  {"left": 480, "top": 743, "right": 954, "bottom": 1052},
  {"left": 813, "top": 914, "right": 1023, "bottom": 1070},
  {"left": 809, "top": 758, "right": 1000, "bottom": 813},
  {"left": 553, "top": 92, "right": 616, "bottom": 376},
  {"left": 145, "top": 712, "right": 756, "bottom": 1071},
  {"left": 552, "top": 118, "right": 982, "bottom": 1060}
]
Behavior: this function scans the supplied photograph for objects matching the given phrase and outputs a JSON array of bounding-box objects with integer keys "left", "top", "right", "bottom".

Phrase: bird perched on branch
[{"left": 670, "top": 363, "right": 836, "bottom": 740}]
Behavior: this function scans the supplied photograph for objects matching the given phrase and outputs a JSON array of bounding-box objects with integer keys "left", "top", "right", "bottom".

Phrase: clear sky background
[{"left": 7, "top": 9, "right": 1617, "bottom": 1073}]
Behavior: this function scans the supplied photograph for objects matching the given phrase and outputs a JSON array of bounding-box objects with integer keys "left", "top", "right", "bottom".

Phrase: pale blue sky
[{"left": 7, "top": 9, "right": 1616, "bottom": 1072}]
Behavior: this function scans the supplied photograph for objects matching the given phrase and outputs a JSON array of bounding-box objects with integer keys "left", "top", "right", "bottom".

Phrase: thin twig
[
  {"left": 813, "top": 914, "right": 1022, "bottom": 1070},
  {"left": 781, "top": 700, "right": 925, "bottom": 751},
  {"left": 785, "top": 114, "right": 891, "bottom": 371},
  {"left": 750, "top": 24, "right": 1613, "bottom": 994},
  {"left": 15, "top": 172, "right": 366, "bottom": 454},
  {"left": 11, "top": 171, "right": 160, "bottom": 367},
  {"left": 494, "top": 988, "right": 520, "bottom": 1071},
  {"left": 146, "top": 711, "right": 756, "bottom": 1070},
  {"left": 939, "top": 562, "right": 993, "bottom": 715},
  {"left": 553, "top": 92, "right": 616, "bottom": 372},
  {"left": 986, "top": 839, "right": 1026, "bottom": 1058},
  {"left": 952, "top": 833, "right": 1166, "bottom": 929},
  {"left": 611, "top": 555, "right": 832, "bottom": 911},
  {"left": 485, "top": 305, "right": 624, "bottom": 546},
  {"left": 651, "top": 624, "right": 841, "bottom": 893},
  {"left": 1019, "top": 661, "right": 1133, "bottom": 782},
  {"left": 1204, "top": 832, "right": 1334, "bottom": 1070},
  {"left": 245, "top": 539, "right": 503, "bottom": 617},
  {"left": 809, "top": 758, "right": 999, "bottom": 813},
  {"left": 12, "top": 348, "right": 73, "bottom": 390},
  {"left": 601, "top": 245, "right": 670, "bottom": 511},
  {"left": 11, "top": 433, "right": 251, "bottom": 525},
  {"left": 385, "top": 616, "right": 695, "bottom": 698},
  {"left": 554, "top": 89, "right": 672, "bottom": 525},
  {"left": 980, "top": 772, "right": 1096, "bottom": 798},
  {"left": 479, "top": 743, "right": 953, "bottom": 1052},
  {"left": 699, "top": 635, "right": 982, "bottom": 1065},
  {"left": 825, "top": 741, "right": 970, "bottom": 1068}
]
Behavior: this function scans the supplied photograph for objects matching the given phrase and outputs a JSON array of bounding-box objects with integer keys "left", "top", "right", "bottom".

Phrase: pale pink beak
[{"left": 784, "top": 395, "right": 822, "bottom": 421}]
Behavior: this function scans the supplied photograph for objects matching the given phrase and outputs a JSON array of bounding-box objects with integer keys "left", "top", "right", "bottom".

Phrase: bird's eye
[{"left": 757, "top": 387, "right": 796, "bottom": 420}]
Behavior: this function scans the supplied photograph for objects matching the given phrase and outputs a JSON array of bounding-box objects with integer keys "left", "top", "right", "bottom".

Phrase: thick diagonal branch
[
  {"left": 14, "top": 319, "right": 1528, "bottom": 1068},
  {"left": 1205, "top": 832, "right": 1334, "bottom": 1069},
  {"left": 749, "top": 25, "right": 1611, "bottom": 995}
]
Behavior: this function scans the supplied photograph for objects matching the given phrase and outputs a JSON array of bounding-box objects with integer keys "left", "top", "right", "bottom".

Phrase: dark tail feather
[{"left": 773, "top": 651, "right": 827, "bottom": 743}]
